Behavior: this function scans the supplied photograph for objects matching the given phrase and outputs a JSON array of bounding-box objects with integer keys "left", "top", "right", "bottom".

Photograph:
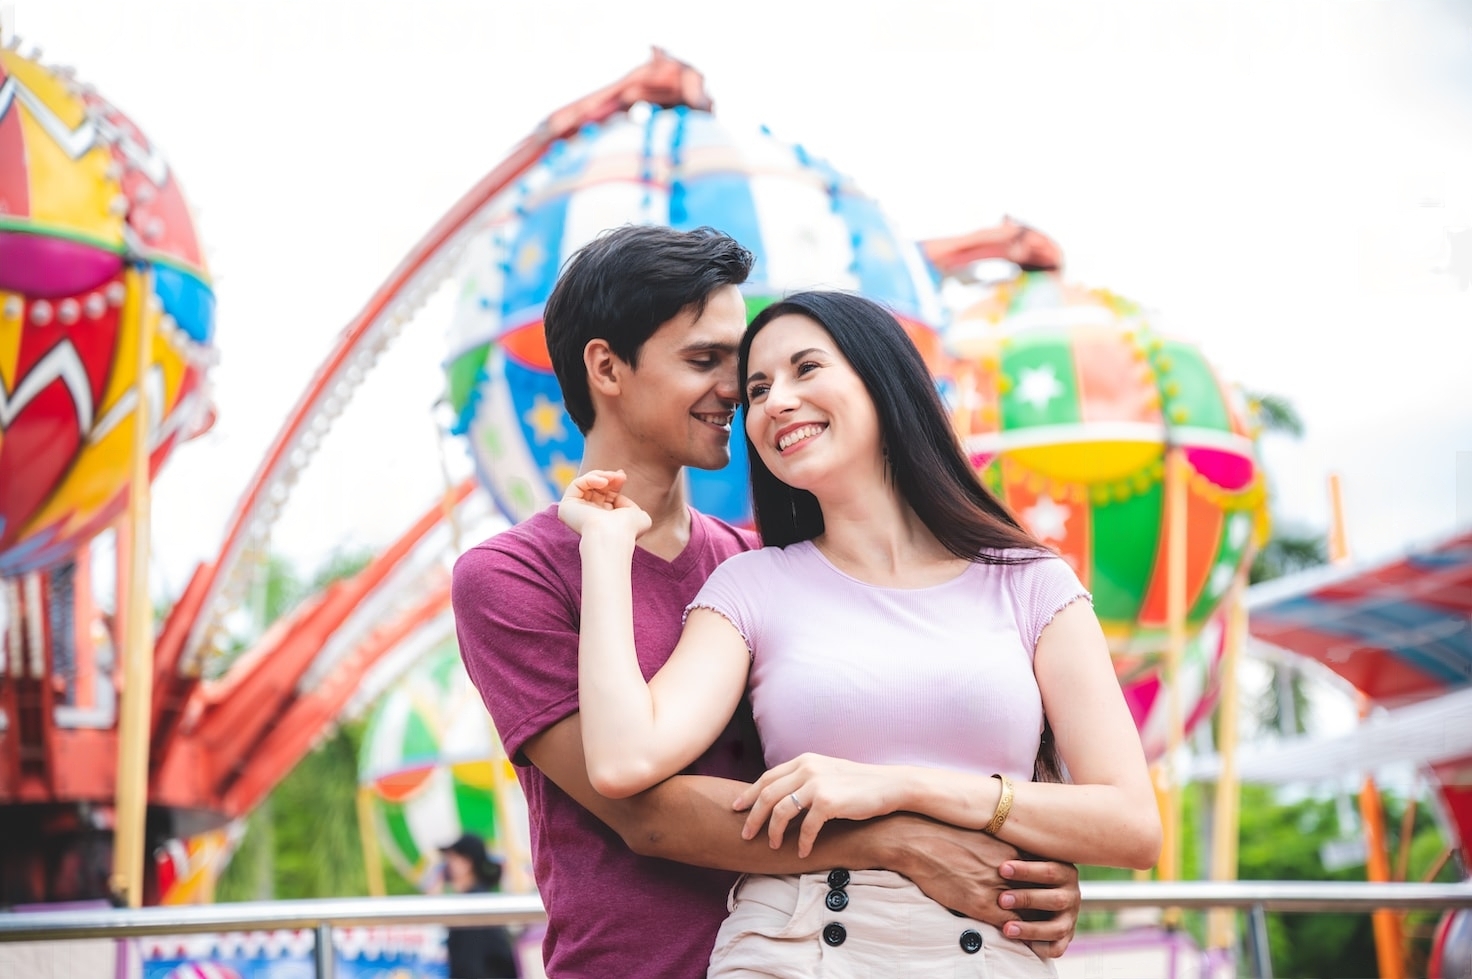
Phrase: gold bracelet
[{"left": 984, "top": 773, "right": 1014, "bottom": 835}]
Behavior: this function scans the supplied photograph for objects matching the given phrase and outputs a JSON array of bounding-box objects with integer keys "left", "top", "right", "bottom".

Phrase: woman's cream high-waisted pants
[{"left": 707, "top": 870, "right": 1059, "bottom": 978}]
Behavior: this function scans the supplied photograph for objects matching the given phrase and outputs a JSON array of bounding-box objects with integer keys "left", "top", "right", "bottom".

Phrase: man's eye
[{"left": 690, "top": 358, "right": 718, "bottom": 370}]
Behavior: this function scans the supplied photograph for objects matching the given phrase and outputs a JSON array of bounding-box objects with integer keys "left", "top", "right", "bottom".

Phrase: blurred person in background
[{"left": 432, "top": 833, "right": 518, "bottom": 979}]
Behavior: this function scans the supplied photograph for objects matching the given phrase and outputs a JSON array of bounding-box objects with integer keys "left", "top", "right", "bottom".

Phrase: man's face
[{"left": 614, "top": 284, "right": 746, "bottom": 472}]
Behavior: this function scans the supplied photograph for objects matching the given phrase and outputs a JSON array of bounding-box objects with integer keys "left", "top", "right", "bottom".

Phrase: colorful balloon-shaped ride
[
  {"left": 444, "top": 104, "right": 945, "bottom": 527},
  {"left": 0, "top": 48, "right": 215, "bottom": 576}
]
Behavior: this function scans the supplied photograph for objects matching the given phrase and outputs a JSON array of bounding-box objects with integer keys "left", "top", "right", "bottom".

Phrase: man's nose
[{"left": 716, "top": 364, "right": 740, "bottom": 404}]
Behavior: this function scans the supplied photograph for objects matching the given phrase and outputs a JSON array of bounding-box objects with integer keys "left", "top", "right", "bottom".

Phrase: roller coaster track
[{"left": 155, "top": 49, "right": 713, "bottom": 678}]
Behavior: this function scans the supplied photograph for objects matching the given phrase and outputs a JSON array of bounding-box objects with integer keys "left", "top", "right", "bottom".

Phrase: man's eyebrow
[{"left": 677, "top": 340, "right": 739, "bottom": 354}]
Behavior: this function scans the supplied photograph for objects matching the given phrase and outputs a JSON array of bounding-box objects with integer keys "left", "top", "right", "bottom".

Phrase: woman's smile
[{"left": 775, "top": 422, "right": 827, "bottom": 453}]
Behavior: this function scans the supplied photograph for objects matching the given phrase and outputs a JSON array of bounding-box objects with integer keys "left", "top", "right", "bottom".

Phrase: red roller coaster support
[
  {"left": 922, "top": 217, "right": 1063, "bottom": 276},
  {"left": 150, "top": 48, "right": 714, "bottom": 762}
]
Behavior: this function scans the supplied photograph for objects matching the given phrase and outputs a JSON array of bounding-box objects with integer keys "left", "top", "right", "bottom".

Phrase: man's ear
[{"left": 584, "top": 339, "right": 623, "bottom": 398}]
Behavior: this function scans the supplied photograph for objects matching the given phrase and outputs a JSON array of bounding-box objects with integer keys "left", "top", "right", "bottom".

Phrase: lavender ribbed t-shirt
[{"left": 687, "top": 543, "right": 1091, "bottom": 780}]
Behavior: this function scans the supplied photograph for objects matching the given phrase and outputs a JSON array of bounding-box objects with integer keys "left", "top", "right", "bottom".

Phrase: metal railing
[
  {"left": 1080, "top": 879, "right": 1471, "bottom": 912},
  {"left": 1, "top": 882, "right": 1468, "bottom": 977}
]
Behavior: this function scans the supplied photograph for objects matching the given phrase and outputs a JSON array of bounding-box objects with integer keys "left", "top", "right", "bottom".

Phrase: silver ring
[{"left": 789, "top": 792, "right": 805, "bottom": 812}]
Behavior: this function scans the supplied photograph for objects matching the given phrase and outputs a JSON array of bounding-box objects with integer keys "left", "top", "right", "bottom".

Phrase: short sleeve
[
  {"left": 1012, "top": 553, "right": 1093, "bottom": 654},
  {"left": 452, "top": 536, "right": 580, "bottom": 766},
  {"left": 683, "top": 550, "right": 766, "bottom": 657}
]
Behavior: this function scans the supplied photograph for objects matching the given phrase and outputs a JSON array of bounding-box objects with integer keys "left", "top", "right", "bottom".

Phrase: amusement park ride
[{"left": 1, "top": 35, "right": 1468, "bottom": 970}]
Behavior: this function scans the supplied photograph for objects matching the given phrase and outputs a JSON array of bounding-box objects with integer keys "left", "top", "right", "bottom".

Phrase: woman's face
[
  {"left": 444, "top": 851, "right": 476, "bottom": 892},
  {"left": 743, "top": 313, "right": 883, "bottom": 493}
]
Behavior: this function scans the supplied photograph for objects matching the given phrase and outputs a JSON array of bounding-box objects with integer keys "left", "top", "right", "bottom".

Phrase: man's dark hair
[{"left": 543, "top": 225, "right": 755, "bottom": 433}]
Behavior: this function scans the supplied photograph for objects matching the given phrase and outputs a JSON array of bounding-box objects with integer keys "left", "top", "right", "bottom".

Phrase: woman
[
  {"left": 560, "top": 291, "right": 1159, "bottom": 976},
  {"left": 433, "top": 834, "right": 518, "bottom": 979}
]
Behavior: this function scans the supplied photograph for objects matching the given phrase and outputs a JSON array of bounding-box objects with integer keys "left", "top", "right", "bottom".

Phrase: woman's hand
[
  {"left": 557, "top": 469, "right": 651, "bottom": 541},
  {"left": 732, "top": 754, "right": 904, "bottom": 858}
]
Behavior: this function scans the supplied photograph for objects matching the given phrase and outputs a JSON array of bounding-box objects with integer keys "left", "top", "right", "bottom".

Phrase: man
[{"left": 453, "top": 225, "right": 1081, "bottom": 978}]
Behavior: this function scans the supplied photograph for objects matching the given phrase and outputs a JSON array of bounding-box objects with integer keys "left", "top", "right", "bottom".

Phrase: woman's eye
[
  {"left": 747, "top": 384, "right": 769, "bottom": 399},
  {"left": 796, "top": 361, "right": 819, "bottom": 375}
]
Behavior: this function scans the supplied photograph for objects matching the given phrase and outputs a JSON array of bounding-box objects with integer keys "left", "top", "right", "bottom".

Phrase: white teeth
[
  {"left": 694, "top": 413, "right": 733, "bottom": 428},
  {"left": 778, "top": 425, "right": 825, "bottom": 451}
]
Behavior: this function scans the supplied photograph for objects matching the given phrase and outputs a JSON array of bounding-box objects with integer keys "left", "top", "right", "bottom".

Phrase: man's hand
[
  {"left": 888, "top": 815, "right": 1013, "bottom": 922},
  {"left": 887, "top": 816, "right": 1080, "bottom": 958},
  {"left": 999, "top": 857, "right": 1081, "bottom": 957}
]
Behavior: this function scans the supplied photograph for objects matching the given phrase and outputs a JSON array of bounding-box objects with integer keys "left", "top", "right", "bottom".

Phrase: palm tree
[{"left": 1241, "top": 389, "right": 1327, "bottom": 737}]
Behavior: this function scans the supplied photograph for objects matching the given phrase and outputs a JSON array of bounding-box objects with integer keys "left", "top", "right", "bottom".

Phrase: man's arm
[{"left": 523, "top": 713, "right": 1080, "bottom": 954}]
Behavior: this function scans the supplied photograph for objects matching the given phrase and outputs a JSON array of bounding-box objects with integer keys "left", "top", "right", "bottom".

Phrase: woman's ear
[{"left": 584, "top": 338, "right": 622, "bottom": 397}]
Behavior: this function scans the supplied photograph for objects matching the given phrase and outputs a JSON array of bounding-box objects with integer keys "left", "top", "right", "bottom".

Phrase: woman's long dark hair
[{"left": 738, "top": 291, "right": 1044, "bottom": 563}]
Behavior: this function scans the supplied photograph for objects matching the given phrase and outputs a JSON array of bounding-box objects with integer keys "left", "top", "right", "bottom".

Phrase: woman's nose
[{"left": 763, "top": 382, "right": 798, "bottom": 415}]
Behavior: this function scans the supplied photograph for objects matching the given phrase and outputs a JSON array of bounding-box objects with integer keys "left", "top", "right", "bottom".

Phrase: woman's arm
[
  {"left": 520, "top": 711, "right": 1084, "bottom": 954},
  {"left": 579, "top": 534, "right": 751, "bottom": 796},
  {"left": 735, "top": 601, "right": 1161, "bottom": 869},
  {"left": 999, "top": 599, "right": 1162, "bottom": 868},
  {"left": 562, "top": 471, "right": 753, "bottom": 799}
]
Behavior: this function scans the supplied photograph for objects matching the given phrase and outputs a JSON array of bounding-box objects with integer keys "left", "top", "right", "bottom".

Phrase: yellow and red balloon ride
[{"left": 0, "top": 46, "right": 215, "bottom": 903}]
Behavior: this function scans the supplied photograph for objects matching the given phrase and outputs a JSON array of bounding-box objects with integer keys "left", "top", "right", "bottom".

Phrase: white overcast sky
[{"left": 9, "top": 0, "right": 1472, "bottom": 596}]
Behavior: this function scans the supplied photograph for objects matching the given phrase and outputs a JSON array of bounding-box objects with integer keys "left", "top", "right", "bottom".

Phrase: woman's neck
[{"left": 812, "top": 486, "right": 962, "bottom": 587}]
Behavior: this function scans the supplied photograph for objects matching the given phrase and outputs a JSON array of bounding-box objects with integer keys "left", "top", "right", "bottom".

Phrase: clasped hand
[
  {"left": 557, "top": 469, "right": 652, "bottom": 540},
  {"left": 732, "top": 753, "right": 901, "bottom": 859}
]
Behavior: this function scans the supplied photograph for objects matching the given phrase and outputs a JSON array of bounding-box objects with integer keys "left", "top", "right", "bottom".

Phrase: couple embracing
[{"left": 452, "top": 225, "right": 1159, "bottom": 978}]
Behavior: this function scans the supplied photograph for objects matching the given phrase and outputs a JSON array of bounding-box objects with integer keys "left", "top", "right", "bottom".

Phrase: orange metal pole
[
  {"left": 1207, "top": 578, "right": 1248, "bottom": 949},
  {"left": 1156, "top": 448, "right": 1188, "bottom": 887},
  {"left": 1359, "top": 733, "right": 1406, "bottom": 979},
  {"left": 1327, "top": 474, "right": 1350, "bottom": 567},
  {"left": 1330, "top": 473, "right": 1405, "bottom": 979}
]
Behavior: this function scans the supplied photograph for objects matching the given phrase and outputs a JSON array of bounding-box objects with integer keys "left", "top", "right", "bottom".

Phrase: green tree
[
  {"left": 207, "top": 554, "right": 309, "bottom": 680},
  {"left": 1244, "top": 387, "right": 1327, "bottom": 593},
  {"left": 1250, "top": 531, "right": 1329, "bottom": 586},
  {"left": 1245, "top": 392, "right": 1305, "bottom": 439},
  {"left": 1082, "top": 783, "right": 1462, "bottom": 975},
  {"left": 1242, "top": 391, "right": 1330, "bottom": 738},
  {"left": 266, "top": 718, "right": 371, "bottom": 899},
  {"left": 1236, "top": 784, "right": 1459, "bottom": 978},
  {"left": 214, "top": 548, "right": 406, "bottom": 900}
]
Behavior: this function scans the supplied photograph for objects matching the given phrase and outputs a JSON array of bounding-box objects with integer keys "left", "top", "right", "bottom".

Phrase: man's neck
[{"left": 580, "top": 433, "right": 692, "bottom": 561}]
